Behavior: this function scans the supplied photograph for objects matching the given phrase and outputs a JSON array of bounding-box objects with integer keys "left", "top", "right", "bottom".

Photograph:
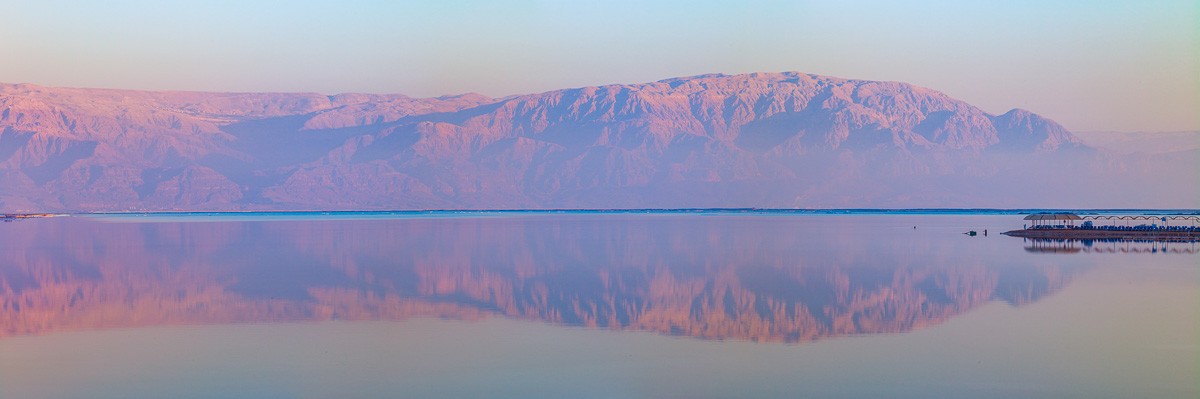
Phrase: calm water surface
[{"left": 0, "top": 213, "right": 1196, "bottom": 398}]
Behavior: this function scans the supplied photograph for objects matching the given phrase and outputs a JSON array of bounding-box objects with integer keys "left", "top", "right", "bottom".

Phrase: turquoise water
[{"left": 0, "top": 213, "right": 1196, "bottom": 398}]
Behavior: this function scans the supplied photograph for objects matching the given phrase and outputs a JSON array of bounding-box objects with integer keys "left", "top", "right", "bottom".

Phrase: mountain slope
[{"left": 1, "top": 73, "right": 1190, "bottom": 211}]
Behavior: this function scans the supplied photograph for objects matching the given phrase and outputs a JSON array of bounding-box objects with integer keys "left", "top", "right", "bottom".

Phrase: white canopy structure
[{"left": 1023, "top": 213, "right": 1082, "bottom": 228}]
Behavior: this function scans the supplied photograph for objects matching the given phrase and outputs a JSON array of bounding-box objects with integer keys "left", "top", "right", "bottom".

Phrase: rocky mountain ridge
[{"left": 2, "top": 72, "right": 1187, "bottom": 211}]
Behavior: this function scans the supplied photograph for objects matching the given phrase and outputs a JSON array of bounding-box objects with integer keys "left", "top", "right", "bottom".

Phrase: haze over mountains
[
  {"left": 0, "top": 72, "right": 1194, "bottom": 211},
  {"left": 1073, "top": 130, "right": 1200, "bottom": 155}
]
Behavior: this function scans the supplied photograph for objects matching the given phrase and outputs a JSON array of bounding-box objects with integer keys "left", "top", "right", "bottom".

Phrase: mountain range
[{"left": 1, "top": 72, "right": 1194, "bottom": 211}]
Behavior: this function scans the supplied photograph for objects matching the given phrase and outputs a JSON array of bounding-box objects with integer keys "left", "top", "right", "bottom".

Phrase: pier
[{"left": 1003, "top": 213, "right": 1200, "bottom": 241}]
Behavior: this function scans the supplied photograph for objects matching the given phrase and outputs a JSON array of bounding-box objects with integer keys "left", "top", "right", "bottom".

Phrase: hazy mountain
[
  {"left": 1073, "top": 130, "right": 1200, "bottom": 155},
  {"left": 0, "top": 73, "right": 1194, "bottom": 211}
]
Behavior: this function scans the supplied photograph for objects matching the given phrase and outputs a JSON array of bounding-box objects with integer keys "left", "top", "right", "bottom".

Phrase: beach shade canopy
[{"left": 1023, "top": 213, "right": 1083, "bottom": 221}]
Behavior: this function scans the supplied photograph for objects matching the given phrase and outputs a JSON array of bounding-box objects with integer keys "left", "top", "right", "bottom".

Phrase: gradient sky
[{"left": 2, "top": 0, "right": 1196, "bottom": 132}]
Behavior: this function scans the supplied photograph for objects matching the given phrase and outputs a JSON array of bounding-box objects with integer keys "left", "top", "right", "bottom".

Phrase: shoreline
[
  {"left": 5, "top": 208, "right": 1200, "bottom": 216},
  {"left": 1, "top": 213, "right": 66, "bottom": 220}
]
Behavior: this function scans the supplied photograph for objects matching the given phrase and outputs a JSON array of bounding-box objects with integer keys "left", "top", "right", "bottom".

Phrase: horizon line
[{"left": 11, "top": 208, "right": 1198, "bottom": 216}]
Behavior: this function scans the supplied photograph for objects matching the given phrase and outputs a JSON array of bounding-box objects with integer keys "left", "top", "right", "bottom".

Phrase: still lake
[{"left": 0, "top": 212, "right": 1196, "bottom": 398}]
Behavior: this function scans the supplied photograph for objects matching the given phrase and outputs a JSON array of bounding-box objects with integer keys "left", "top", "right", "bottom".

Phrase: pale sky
[{"left": 2, "top": 0, "right": 1196, "bottom": 132}]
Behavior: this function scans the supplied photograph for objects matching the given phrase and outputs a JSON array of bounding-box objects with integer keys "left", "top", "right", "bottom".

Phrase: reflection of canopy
[
  {"left": 1023, "top": 213, "right": 1083, "bottom": 221},
  {"left": 1025, "top": 238, "right": 1199, "bottom": 254},
  {"left": 1024, "top": 246, "right": 1082, "bottom": 253}
]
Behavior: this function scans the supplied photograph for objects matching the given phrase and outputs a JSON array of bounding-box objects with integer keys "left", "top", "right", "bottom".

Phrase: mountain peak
[
  {"left": 992, "top": 107, "right": 1081, "bottom": 151},
  {"left": 0, "top": 73, "right": 1131, "bottom": 211},
  {"left": 1000, "top": 108, "right": 1035, "bottom": 119}
]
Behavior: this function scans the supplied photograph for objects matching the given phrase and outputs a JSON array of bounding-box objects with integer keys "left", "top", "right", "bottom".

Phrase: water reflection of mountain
[{"left": 1, "top": 216, "right": 1081, "bottom": 342}]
